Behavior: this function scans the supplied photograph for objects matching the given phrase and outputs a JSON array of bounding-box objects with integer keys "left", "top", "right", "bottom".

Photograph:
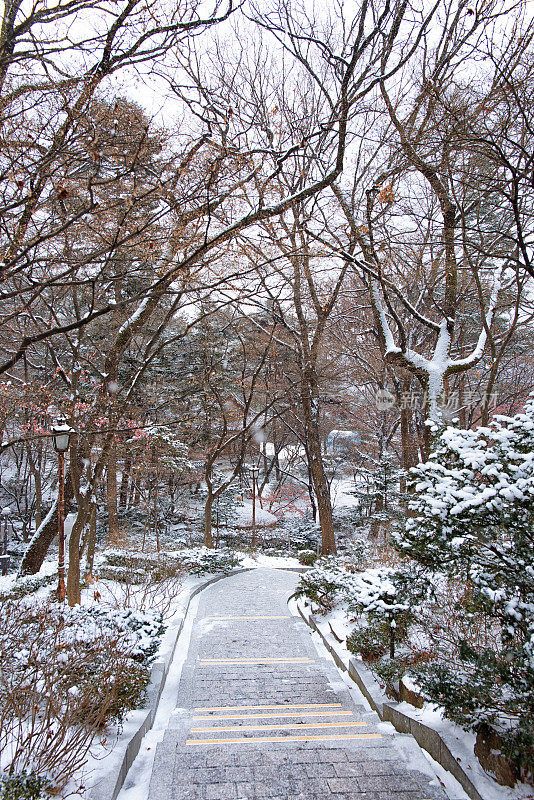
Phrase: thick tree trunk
[
  {"left": 119, "top": 457, "right": 131, "bottom": 508},
  {"left": 301, "top": 372, "right": 336, "bottom": 555},
  {"left": 399, "top": 382, "right": 418, "bottom": 497},
  {"left": 67, "top": 495, "right": 93, "bottom": 606},
  {"left": 303, "top": 441, "right": 317, "bottom": 522},
  {"left": 309, "top": 446, "right": 336, "bottom": 553},
  {"left": 18, "top": 470, "right": 74, "bottom": 575},
  {"left": 369, "top": 492, "right": 383, "bottom": 539},
  {"left": 203, "top": 462, "right": 216, "bottom": 548},
  {"left": 154, "top": 481, "right": 160, "bottom": 552},
  {"left": 131, "top": 472, "right": 141, "bottom": 507},
  {"left": 67, "top": 519, "right": 82, "bottom": 606},
  {"left": 204, "top": 491, "right": 214, "bottom": 548},
  {"left": 26, "top": 443, "right": 43, "bottom": 532},
  {"left": 84, "top": 501, "right": 97, "bottom": 580},
  {"left": 107, "top": 442, "right": 119, "bottom": 543},
  {"left": 34, "top": 467, "right": 42, "bottom": 532}
]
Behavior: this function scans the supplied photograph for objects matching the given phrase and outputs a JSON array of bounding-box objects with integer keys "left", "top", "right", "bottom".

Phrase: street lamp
[{"left": 51, "top": 416, "right": 75, "bottom": 602}]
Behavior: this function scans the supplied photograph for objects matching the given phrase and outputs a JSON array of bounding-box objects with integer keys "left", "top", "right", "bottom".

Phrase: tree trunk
[
  {"left": 304, "top": 442, "right": 317, "bottom": 522},
  {"left": 85, "top": 501, "right": 97, "bottom": 579},
  {"left": 107, "top": 442, "right": 119, "bottom": 543},
  {"left": 302, "top": 372, "right": 336, "bottom": 554},
  {"left": 26, "top": 443, "right": 43, "bottom": 532},
  {"left": 203, "top": 461, "right": 215, "bottom": 548},
  {"left": 119, "top": 458, "right": 131, "bottom": 508},
  {"left": 67, "top": 498, "right": 92, "bottom": 606},
  {"left": 154, "top": 480, "right": 160, "bottom": 552},
  {"left": 18, "top": 469, "right": 74, "bottom": 575},
  {"left": 34, "top": 466, "right": 42, "bottom": 531},
  {"left": 204, "top": 490, "right": 214, "bottom": 548},
  {"left": 399, "top": 382, "right": 418, "bottom": 498},
  {"left": 67, "top": 520, "right": 82, "bottom": 606},
  {"left": 131, "top": 471, "right": 141, "bottom": 507},
  {"left": 369, "top": 491, "right": 383, "bottom": 539}
]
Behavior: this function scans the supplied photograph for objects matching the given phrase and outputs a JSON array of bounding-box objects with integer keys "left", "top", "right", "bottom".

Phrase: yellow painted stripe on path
[
  {"left": 204, "top": 616, "right": 291, "bottom": 621},
  {"left": 199, "top": 658, "right": 314, "bottom": 664},
  {"left": 186, "top": 733, "right": 382, "bottom": 745},
  {"left": 192, "top": 703, "right": 342, "bottom": 712},
  {"left": 191, "top": 721, "right": 367, "bottom": 732},
  {"left": 193, "top": 711, "right": 353, "bottom": 721}
]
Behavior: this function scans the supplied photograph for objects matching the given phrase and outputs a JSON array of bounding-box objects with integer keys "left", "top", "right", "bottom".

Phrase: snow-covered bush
[
  {"left": 101, "top": 546, "right": 242, "bottom": 579},
  {"left": 351, "top": 537, "right": 372, "bottom": 563},
  {"left": 175, "top": 547, "right": 242, "bottom": 576},
  {"left": 278, "top": 516, "right": 319, "bottom": 553},
  {"left": 295, "top": 556, "right": 360, "bottom": 611},
  {"left": 298, "top": 549, "right": 317, "bottom": 566},
  {"left": 397, "top": 395, "right": 534, "bottom": 774},
  {"left": 347, "top": 621, "right": 391, "bottom": 661},
  {"left": 0, "top": 573, "right": 56, "bottom": 602},
  {"left": 0, "top": 600, "right": 164, "bottom": 790},
  {"left": 98, "top": 549, "right": 183, "bottom": 584},
  {"left": 0, "top": 771, "right": 50, "bottom": 800},
  {"left": 346, "top": 566, "right": 423, "bottom": 660}
]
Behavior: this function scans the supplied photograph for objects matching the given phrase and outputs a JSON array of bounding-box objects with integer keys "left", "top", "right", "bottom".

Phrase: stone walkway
[{"left": 148, "top": 569, "right": 449, "bottom": 800}]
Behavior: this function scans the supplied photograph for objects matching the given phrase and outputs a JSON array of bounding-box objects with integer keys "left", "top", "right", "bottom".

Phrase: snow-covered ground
[
  {"left": 330, "top": 477, "right": 360, "bottom": 509},
  {"left": 232, "top": 501, "right": 278, "bottom": 527}
]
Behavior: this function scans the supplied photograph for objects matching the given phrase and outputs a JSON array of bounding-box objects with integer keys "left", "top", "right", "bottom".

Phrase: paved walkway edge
[
  {"left": 295, "top": 600, "right": 487, "bottom": 800},
  {"left": 90, "top": 568, "right": 251, "bottom": 800}
]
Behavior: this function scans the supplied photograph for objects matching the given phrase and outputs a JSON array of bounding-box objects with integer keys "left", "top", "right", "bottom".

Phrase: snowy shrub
[
  {"left": 279, "top": 517, "right": 319, "bottom": 553},
  {"left": 96, "top": 550, "right": 184, "bottom": 617},
  {"left": 298, "top": 550, "right": 317, "bottom": 566},
  {"left": 350, "top": 537, "right": 372, "bottom": 564},
  {"left": 295, "top": 556, "right": 359, "bottom": 611},
  {"left": 0, "top": 600, "right": 164, "bottom": 790},
  {"left": 398, "top": 395, "right": 534, "bottom": 774},
  {"left": 347, "top": 621, "right": 391, "bottom": 661},
  {"left": 101, "top": 547, "right": 241, "bottom": 578},
  {"left": 99, "top": 550, "right": 183, "bottom": 583},
  {"left": 176, "top": 547, "right": 242, "bottom": 575},
  {"left": 0, "top": 574, "right": 56, "bottom": 602},
  {"left": 373, "top": 656, "right": 404, "bottom": 686},
  {"left": 0, "top": 771, "right": 50, "bottom": 800},
  {"left": 374, "top": 652, "right": 434, "bottom": 690},
  {"left": 346, "top": 566, "right": 420, "bottom": 659}
]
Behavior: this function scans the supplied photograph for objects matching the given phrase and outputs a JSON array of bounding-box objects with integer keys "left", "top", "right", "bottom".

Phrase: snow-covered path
[{"left": 121, "top": 569, "right": 450, "bottom": 799}]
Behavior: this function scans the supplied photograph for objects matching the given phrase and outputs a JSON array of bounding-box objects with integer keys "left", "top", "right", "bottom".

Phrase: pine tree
[{"left": 396, "top": 395, "right": 534, "bottom": 772}]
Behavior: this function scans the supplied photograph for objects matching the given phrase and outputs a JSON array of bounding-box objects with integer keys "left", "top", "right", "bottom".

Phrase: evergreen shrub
[
  {"left": 347, "top": 621, "right": 390, "bottom": 660},
  {"left": 397, "top": 395, "right": 534, "bottom": 775},
  {"left": 298, "top": 549, "right": 317, "bottom": 566},
  {"left": 0, "top": 772, "right": 50, "bottom": 800}
]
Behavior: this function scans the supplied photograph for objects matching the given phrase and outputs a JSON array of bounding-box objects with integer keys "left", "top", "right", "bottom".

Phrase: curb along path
[{"left": 147, "top": 568, "right": 448, "bottom": 800}]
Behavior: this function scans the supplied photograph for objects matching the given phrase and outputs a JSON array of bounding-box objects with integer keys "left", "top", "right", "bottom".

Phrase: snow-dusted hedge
[
  {"left": 0, "top": 573, "right": 56, "bottom": 601},
  {"left": 98, "top": 546, "right": 242, "bottom": 582},
  {"left": 97, "top": 549, "right": 183, "bottom": 584},
  {"left": 175, "top": 547, "right": 242, "bottom": 575},
  {"left": 0, "top": 770, "right": 50, "bottom": 800}
]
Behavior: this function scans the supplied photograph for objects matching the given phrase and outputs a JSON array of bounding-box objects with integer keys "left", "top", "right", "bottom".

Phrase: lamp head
[{"left": 51, "top": 415, "right": 75, "bottom": 453}]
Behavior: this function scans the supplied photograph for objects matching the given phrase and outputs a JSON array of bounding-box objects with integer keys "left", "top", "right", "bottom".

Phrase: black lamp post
[{"left": 51, "top": 416, "right": 74, "bottom": 602}]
